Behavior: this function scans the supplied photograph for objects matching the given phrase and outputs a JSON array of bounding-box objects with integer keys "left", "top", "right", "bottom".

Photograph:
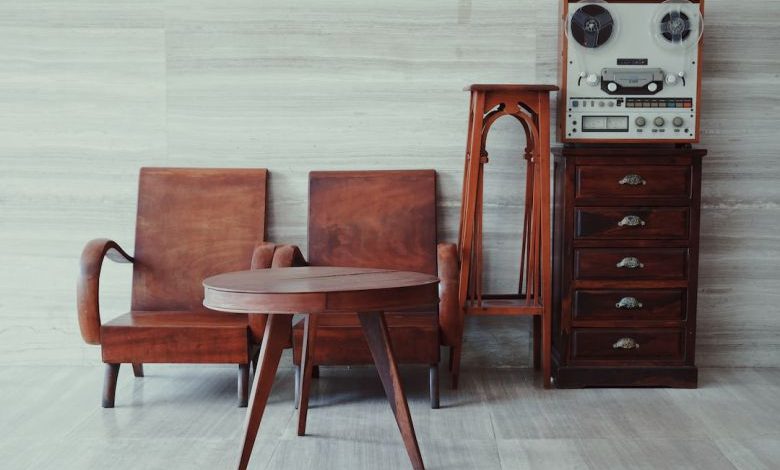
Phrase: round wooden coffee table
[{"left": 203, "top": 266, "right": 439, "bottom": 470}]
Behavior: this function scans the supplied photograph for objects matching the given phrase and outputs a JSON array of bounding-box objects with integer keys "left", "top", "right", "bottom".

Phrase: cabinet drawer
[
  {"left": 574, "top": 248, "right": 688, "bottom": 280},
  {"left": 573, "top": 289, "right": 686, "bottom": 322},
  {"left": 571, "top": 328, "right": 684, "bottom": 361},
  {"left": 575, "top": 207, "right": 689, "bottom": 240},
  {"left": 576, "top": 165, "right": 691, "bottom": 199}
]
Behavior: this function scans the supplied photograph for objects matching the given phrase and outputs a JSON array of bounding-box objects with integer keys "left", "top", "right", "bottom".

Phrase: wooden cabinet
[{"left": 552, "top": 146, "right": 706, "bottom": 388}]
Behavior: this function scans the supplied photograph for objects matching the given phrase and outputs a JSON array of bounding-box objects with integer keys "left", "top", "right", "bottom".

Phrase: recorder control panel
[{"left": 566, "top": 96, "right": 695, "bottom": 138}]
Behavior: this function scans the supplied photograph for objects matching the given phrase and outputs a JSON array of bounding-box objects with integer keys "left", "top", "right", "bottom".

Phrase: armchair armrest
[
  {"left": 77, "top": 238, "right": 134, "bottom": 345},
  {"left": 437, "top": 242, "right": 461, "bottom": 347},
  {"left": 251, "top": 242, "right": 278, "bottom": 270},
  {"left": 271, "top": 244, "right": 308, "bottom": 268},
  {"left": 247, "top": 243, "right": 308, "bottom": 344}
]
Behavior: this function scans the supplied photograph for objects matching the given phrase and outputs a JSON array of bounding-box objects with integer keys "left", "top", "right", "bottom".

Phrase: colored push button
[
  {"left": 572, "top": 100, "right": 579, "bottom": 107},
  {"left": 683, "top": 102, "right": 692, "bottom": 108}
]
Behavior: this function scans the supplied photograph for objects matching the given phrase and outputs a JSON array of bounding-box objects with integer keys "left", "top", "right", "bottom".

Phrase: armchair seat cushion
[
  {"left": 101, "top": 311, "right": 250, "bottom": 364},
  {"left": 292, "top": 312, "right": 439, "bottom": 366}
]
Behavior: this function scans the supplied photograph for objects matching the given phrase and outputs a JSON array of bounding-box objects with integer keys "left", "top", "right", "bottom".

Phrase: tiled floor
[{"left": 1, "top": 361, "right": 778, "bottom": 469}]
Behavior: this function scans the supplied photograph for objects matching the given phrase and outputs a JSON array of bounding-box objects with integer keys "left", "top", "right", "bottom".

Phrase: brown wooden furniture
[
  {"left": 77, "top": 167, "right": 271, "bottom": 408},
  {"left": 456, "top": 84, "right": 558, "bottom": 388},
  {"left": 284, "top": 170, "right": 459, "bottom": 409},
  {"left": 552, "top": 146, "right": 706, "bottom": 387},
  {"left": 203, "top": 266, "right": 439, "bottom": 470}
]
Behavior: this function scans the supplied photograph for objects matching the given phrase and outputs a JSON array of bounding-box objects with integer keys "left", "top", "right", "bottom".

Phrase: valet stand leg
[
  {"left": 237, "top": 313, "right": 291, "bottom": 470},
  {"left": 537, "top": 92, "right": 553, "bottom": 389},
  {"left": 358, "top": 312, "right": 425, "bottom": 470},
  {"left": 453, "top": 90, "right": 487, "bottom": 389}
]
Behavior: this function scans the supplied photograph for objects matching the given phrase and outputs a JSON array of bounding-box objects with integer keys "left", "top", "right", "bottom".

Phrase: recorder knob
[
  {"left": 673, "top": 117, "right": 684, "bottom": 127},
  {"left": 586, "top": 73, "right": 599, "bottom": 86},
  {"left": 607, "top": 82, "right": 618, "bottom": 92},
  {"left": 654, "top": 116, "right": 666, "bottom": 127},
  {"left": 635, "top": 117, "right": 646, "bottom": 127},
  {"left": 665, "top": 74, "right": 678, "bottom": 85},
  {"left": 647, "top": 82, "right": 659, "bottom": 93}
]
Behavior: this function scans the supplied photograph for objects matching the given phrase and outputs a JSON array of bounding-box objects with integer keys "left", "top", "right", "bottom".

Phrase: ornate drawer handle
[
  {"left": 619, "top": 174, "right": 646, "bottom": 186},
  {"left": 615, "top": 297, "right": 643, "bottom": 309},
  {"left": 613, "top": 337, "right": 640, "bottom": 350},
  {"left": 616, "top": 257, "right": 644, "bottom": 269},
  {"left": 618, "top": 215, "right": 646, "bottom": 227}
]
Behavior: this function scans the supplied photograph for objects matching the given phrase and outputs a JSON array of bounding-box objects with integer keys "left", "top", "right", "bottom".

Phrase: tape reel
[
  {"left": 567, "top": 1, "right": 616, "bottom": 49},
  {"left": 652, "top": 0, "right": 704, "bottom": 49}
]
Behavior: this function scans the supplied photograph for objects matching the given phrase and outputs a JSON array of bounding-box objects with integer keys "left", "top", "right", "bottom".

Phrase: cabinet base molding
[{"left": 554, "top": 365, "right": 698, "bottom": 389}]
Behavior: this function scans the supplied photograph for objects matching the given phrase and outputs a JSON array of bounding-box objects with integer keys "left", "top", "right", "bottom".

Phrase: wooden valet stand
[{"left": 453, "top": 84, "right": 557, "bottom": 388}]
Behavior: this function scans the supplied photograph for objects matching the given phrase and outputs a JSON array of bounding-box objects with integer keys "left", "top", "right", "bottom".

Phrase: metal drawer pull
[
  {"left": 613, "top": 337, "right": 640, "bottom": 350},
  {"left": 618, "top": 215, "right": 646, "bottom": 227},
  {"left": 616, "top": 257, "right": 644, "bottom": 269},
  {"left": 616, "top": 297, "right": 643, "bottom": 309},
  {"left": 619, "top": 174, "right": 646, "bottom": 186}
]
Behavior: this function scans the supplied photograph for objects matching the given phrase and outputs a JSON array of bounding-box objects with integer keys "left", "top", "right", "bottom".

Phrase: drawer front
[
  {"left": 574, "top": 248, "right": 688, "bottom": 280},
  {"left": 573, "top": 289, "right": 686, "bottom": 322},
  {"left": 571, "top": 328, "right": 684, "bottom": 361},
  {"left": 576, "top": 165, "right": 691, "bottom": 199},
  {"left": 575, "top": 207, "right": 689, "bottom": 240}
]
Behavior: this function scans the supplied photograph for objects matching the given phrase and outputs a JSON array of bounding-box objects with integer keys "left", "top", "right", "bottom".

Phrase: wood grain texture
[
  {"left": 205, "top": 267, "right": 437, "bottom": 470},
  {"left": 358, "top": 311, "right": 425, "bottom": 470},
  {"left": 0, "top": 0, "right": 778, "bottom": 367}
]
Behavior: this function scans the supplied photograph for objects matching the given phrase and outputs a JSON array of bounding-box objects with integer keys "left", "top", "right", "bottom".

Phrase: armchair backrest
[
  {"left": 131, "top": 168, "right": 267, "bottom": 311},
  {"left": 308, "top": 170, "right": 437, "bottom": 275}
]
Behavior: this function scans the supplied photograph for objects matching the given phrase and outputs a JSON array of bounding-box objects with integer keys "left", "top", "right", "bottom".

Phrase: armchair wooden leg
[
  {"left": 298, "top": 313, "right": 319, "bottom": 436},
  {"left": 449, "top": 345, "right": 461, "bottom": 390},
  {"left": 238, "top": 363, "right": 250, "bottom": 407},
  {"left": 132, "top": 363, "right": 144, "bottom": 377},
  {"left": 429, "top": 364, "right": 439, "bottom": 409},
  {"left": 251, "top": 348, "right": 260, "bottom": 374},
  {"left": 102, "top": 363, "right": 120, "bottom": 408}
]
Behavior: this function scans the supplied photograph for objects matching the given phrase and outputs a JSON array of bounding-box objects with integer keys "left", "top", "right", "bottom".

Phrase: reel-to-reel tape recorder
[{"left": 559, "top": 0, "right": 704, "bottom": 143}]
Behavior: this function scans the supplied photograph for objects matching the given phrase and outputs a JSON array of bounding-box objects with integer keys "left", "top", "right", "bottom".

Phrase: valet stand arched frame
[{"left": 453, "top": 84, "right": 558, "bottom": 389}]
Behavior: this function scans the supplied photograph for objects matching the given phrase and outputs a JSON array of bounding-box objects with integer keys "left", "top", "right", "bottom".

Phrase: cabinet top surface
[{"left": 465, "top": 84, "right": 559, "bottom": 92}]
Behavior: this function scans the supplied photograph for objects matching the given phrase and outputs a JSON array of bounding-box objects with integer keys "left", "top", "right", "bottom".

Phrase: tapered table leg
[
  {"left": 297, "top": 313, "right": 319, "bottom": 436},
  {"left": 358, "top": 312, "right": 424, "bottom": 470},
  {"left": 237, "top": 313, "right": 291, "bottom": 470}
]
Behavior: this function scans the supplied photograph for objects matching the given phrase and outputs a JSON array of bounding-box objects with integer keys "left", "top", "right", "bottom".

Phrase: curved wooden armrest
[
  {"left": 77, "top": 238, "right": 134, "bottom": 345},
  {"left": 437, "top": 242, "right": 461, "bottom": 347},
  {"left": 248, "top": 243, "right": 309, "bottom": 344},
  {"left": 251, "top": 242, "right": 278, "bottom": 270},
  {"left": 271, "top": 244, "right": 308, "bottom": 268}
]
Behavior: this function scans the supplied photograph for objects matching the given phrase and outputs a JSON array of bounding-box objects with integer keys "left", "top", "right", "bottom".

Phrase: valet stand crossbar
[{"left": 454, "top": 84, "right": 558, "bottom": 388}]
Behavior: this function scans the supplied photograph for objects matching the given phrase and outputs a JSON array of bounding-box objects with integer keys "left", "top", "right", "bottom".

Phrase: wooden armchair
[
  {"left": 77, "top": 168, "right": 276, "bottom": 408},
  {"left": 278, "top": 170, "right": 460, "bottom": 410}
]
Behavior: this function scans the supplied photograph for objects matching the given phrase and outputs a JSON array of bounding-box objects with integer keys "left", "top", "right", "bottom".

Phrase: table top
[{"left": 203, "top": 266, "right": 439, "bottom": 314}]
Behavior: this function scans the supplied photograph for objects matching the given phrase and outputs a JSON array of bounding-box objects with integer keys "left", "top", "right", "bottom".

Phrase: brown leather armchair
[
  {"left": 275, "top": 170, "right": 461, "bottom": 409},
  {"left": 76, "top": 168, "right": 285, "bottom": 408}
]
